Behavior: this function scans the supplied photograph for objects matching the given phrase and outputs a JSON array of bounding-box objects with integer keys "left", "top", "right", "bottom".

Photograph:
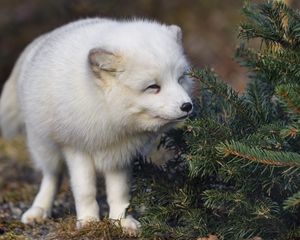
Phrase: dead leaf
[{"left": 197, "top": 234, "right": 219, "bottom": 240}]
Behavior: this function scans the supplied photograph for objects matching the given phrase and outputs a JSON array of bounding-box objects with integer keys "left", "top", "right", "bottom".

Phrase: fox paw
[
  {"left": 120, "top": 216, "right": 141, "bottom": 236},
  {"left": 76, "top": 216, "right": 100, "bottom": 229},
  {"left": 21, "top": 206, "right": 48, "bottom": 224}
]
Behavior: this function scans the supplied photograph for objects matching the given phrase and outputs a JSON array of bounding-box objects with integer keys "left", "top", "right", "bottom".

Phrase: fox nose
[{"left": 180, "top": 102, "right": 193, "bottom": 113}]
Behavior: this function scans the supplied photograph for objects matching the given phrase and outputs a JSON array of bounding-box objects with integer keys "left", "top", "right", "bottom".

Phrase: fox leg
[
  {"left": 104, "top": 168, "right": 141, "bottom": 234},
  {"left": 63, "top": 148, "right": 99, "bottom": 228},
  {"left": 22, "top": 133, "right": 63, "bottom": 224}
]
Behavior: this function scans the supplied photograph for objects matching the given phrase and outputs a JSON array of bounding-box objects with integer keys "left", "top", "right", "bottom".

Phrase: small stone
[{"left": 10, "top": 206, "right": 22, "bottom": 217}]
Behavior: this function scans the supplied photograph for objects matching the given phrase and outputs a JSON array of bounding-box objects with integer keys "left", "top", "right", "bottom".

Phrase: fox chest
[{"left": 91, "top": 135, "right": 150, "bottom": 171}]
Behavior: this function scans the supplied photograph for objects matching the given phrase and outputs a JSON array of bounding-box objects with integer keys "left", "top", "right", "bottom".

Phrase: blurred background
[{"left": 0, "top": 0, "right": 299, "bottom": 91}]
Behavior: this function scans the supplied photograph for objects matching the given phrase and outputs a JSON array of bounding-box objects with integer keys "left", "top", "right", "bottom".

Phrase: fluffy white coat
[{"left": 0, "top": 18, "right": 193, "bottom": 232}]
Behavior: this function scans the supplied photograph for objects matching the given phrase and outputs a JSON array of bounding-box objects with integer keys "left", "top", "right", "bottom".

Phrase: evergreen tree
[{"left": 133, "top": 1, "right": 300, "bottom": 240}]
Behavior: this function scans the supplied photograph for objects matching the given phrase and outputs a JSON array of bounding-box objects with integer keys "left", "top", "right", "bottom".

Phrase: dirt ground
[{"left": 0, "top": 138, "right": 141, "bottom": 240}]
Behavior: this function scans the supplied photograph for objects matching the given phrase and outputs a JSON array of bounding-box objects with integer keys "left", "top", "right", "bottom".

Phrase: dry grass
[
  {"left": 48, "top": 217, "right": 137, "bottom": 240},
  {"left": 0, "top": 138, "right": 141, "bottom": 240}
]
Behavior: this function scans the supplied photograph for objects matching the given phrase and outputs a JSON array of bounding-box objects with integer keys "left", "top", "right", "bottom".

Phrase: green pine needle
[
  {"left": 190, "top": 68, "right": 258, "bottom": 126},
  {"left": 283, "top": 190, "right": 300, "bottom": 209},
  {"left": 216, "top": 140, "right": 300, "bottom": 167},
  {"left": 276, "top": 84, "right": 300, "bottom": 118}
]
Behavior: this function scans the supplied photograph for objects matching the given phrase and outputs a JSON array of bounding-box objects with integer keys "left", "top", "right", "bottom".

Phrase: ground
[{"left": 0, "top": 138, "right": 140, "bottom": 240}]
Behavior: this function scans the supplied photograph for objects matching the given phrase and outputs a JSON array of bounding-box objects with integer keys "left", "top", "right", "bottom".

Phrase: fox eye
[
  {"left": 178, "top": 75, "right": 185, "bottom": 84},
  {"left": 145, "top": 84, "right": 161, "bottom": 93}
]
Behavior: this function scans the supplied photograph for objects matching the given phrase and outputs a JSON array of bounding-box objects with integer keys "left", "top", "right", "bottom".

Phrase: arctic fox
[{"left": 0, "top": 18, "right": 193, "bottom": 232}]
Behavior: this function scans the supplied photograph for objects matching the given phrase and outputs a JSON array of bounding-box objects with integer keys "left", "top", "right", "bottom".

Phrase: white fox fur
[{"left": 0, "top": 18, "right": 193, "bottom": 232}]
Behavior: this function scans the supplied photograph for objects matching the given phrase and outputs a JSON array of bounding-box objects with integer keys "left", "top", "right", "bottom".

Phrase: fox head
[{"left": 88, "top": 21, "right": 193, "bottom": 132}]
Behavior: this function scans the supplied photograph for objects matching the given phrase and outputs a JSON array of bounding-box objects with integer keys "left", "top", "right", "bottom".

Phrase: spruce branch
[
  {"left": 189, "top": 68, "right": 258, "bottom": 126},
  {"left": 242, "top": 123, "right": 287, "bottom": 151},
  {"left": 216, "top": 141, "right": 300, "bottom": 167},
  {"left": 240, "top": 1, "right": 288, "bottom": 47},
  {"left": 283, "top": 190, "right": 300, "bottom": 209},
  {"left": 236, "top": 45, "right": 300, "bottom": 85},
  {"left": 184, "top": 118, "right": 231, "bottom": 178},
  {"left": 280, "top": 124, "right": 299, "bottom": 138},
  {"left": 240, "top": 1, "right": 300, "bottom": 49},
  {"left": 243, "top": 79, "right": 275, "bottom": 123},
  {"left": 276, "top": 84, "right": 300, "bottom": 117},
  {"left": 202, "top": 189, "right": 247, "bottom": 213}
]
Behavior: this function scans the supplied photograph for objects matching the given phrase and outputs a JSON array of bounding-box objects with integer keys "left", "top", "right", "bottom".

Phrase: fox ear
[
  {"left": 88, "top": 48, "right": 119, "bottom": 75},
  {"left": 168, "top": 25, "right": 182, "bottom": 43}
]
